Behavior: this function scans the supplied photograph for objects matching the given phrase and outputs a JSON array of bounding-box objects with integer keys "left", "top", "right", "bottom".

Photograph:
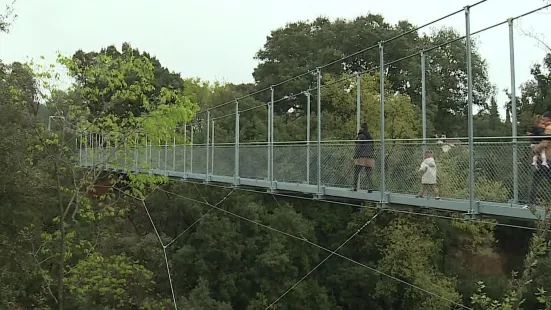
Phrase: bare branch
[{"left": 515, "top": 21, "right": 551, "bottom": 53}]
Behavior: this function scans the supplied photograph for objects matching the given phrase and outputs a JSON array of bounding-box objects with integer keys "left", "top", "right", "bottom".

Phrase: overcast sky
[{"left": 0, "top": 0, "right": 549, "bottom": 116}]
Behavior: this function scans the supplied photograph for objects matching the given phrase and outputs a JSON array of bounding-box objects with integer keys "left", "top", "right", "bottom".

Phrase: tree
[
  {"left": 320, "top": 73, "right": 420, "bottom": 140},
  {"left": 0, "top": 0, "right": 16, "bottom": 33},
  {"left": 0, "top": 60, "right": 51, "bottom": 308},
  {"left": 18, "top": 43, "right": 197, "bottom": 309},
  {"left": 473, "top": 96, "right": 509, "bottom": 137},
  {"left": 470, "top": 211, "right": 551, "bottom": 310},
  {"left": 68, "top": 43, "right": 187, "bottom": 120},
  {"left": 252, "top": 16, "right": 492, "bottom": 136},
  {"left": 66, "top": 253, "right": 167, "bottom": 309},
  {"left": 515, "top": 53, "right": 551, "bottom": 135},
  {"left": 374, "top": 216, "right": 461, "bottom": 310},
  {"left": 179, "top": 278, "right": 232, "bottom": 309}
]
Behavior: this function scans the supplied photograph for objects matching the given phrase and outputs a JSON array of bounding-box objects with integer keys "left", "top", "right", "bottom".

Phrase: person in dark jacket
[{"left": 352, "top": 123, "right": 374, "bottom": 192}]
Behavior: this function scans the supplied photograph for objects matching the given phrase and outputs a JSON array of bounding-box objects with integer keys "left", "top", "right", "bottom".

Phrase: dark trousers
[
  {"left": 353, "top": 165, "right": 373, "bottom": 190},
  {"left": 530, "top": 161, "right": 551, "bottom": 204}
]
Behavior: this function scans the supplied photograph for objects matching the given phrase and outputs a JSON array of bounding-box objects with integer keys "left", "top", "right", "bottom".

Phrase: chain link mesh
[{"left": 81, "top": 139, "right": 551, "bottom": 206}]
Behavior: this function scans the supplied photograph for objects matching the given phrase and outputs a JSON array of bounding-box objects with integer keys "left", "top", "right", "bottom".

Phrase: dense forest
[{"left": 2, "top": 2, "right": 551, "bottom": 309}]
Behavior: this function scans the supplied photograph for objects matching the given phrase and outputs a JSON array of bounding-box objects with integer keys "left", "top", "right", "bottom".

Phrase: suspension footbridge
[{"left": 76, "top": 2, "right": 551, "bottom": 222}]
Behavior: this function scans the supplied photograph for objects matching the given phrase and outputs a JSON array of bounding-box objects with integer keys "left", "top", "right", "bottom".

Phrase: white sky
[{"left": 0, "top": 0, "right": 550, "bottom": 117}]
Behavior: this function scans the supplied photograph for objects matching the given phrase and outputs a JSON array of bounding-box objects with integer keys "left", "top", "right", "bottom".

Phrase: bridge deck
[{"left": 80, "top": 140, "right": 547, "bottom": 221}]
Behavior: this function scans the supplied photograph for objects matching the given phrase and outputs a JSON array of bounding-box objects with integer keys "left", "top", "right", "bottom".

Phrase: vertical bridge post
[
  {"left": 176, "top": 128, "right": 180, "bottom": 172},
  {"left": 305, "top": 91, "right": 311, "bottom": 184},
  {"left": 379, "top": 41, "right": 386, "bottom": 204},
  {"left": 157, "top": 138, "right": 161, "bottom": 171},
  {"left": 267, "top": 102, "right": 271, "bottom": 182},
  {"left": 508, "top": 18, "right": 519, "bottom": 204},
  {"left": 144, "top": 135, "right": 149, "bottom": 173},
  {"left": 356, "top": 71, "right": 361, "bottom": 133},
  {"left": 123, "top": 135, "right": 127, "bottom": 169},
  {"left": 206, "top": 110, "right": 210, "bottom": 181},
  {"left": 211, "top": 119, "right": 215, "bottom": 178},
  {"left": 234, "top": 100, "right": 240, "bottom": 186},
  {"left": 271, "top": 90, "right": 275, "bottom": 190},
  {"left": 269, "top": 86, "right": 275, "bottom": 191},
  {"left": 465, "top": 5, "right": 477, "bottom": 216},
  {"left": 148, "top": 136, "right": 152, "bottom": 173},
  {"left": 79, "top": 133, "right": 83, "bottom": 166},
  {"left": 421, "top": 51, "right": 427, "bottom": 153},
  {"left": 133, "top": 136, "right": 138, "bottom": 172},
  {"left": 163, "top": 137, "right": 167, "bottom": 172},
  {"left": 316, "top": 68, "right": 322, "bottom": 196},
  {"left": 190, "top": 125, "right": 194, "bottom": 174}
]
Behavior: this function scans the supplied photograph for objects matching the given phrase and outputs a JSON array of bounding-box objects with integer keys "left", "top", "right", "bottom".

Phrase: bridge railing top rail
[{"left": 82, "top": 137, "right": 541, "bottom": 147}]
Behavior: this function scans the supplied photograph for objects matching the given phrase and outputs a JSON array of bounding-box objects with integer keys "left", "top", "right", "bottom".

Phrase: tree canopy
[{"left": 252, "top": 16, "right": 492, "bottom": 137}]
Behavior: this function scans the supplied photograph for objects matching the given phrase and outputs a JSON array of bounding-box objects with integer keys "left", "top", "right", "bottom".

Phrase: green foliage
[
  {"left": 179, "top": 278, "right": 232, "bottom": 310},
  {"left": 253, "top": 16, "right": 492, "bottom": 137},
  {"left": 470, "top": 214, "right": 551, "bottom": 310},
  {"left": 516, "top": 54, "right": 551, "bottom": 119},
  {"left": 0, "top": 40, "right": 198, "bottom": 309},
  {"left": 66, "top": 253, "right": 157, "bottom": 309},
  {"left": 450, "top": 217, "right": 497, "bottom": 255},
  {"left": 321, "top": 73, "right": 420, "bottom": 139},
  {"left": 68, "top": 43, "right": 188, "bottom": 120},
  {"left": 374, "top": 216, "right": 461, "bottom": 310}
]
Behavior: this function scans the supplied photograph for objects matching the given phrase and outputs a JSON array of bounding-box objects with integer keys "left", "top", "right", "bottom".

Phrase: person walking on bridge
[
  {"left": 351, "top": 123, "right": 374, "bottom": 192},
  {"left": 529, "top": 111, "right": 551, "bottom": 204},
  {"left": 417, "top": 151, "right": 440, "bottom": 199}
]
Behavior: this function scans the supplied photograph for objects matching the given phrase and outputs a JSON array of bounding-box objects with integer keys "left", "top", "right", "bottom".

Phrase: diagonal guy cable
[
  {"left": 164, "top": 186, "right": 235, "bottom": 248},
  {"left": 114, "top": 185, "right": 232, "bottom": 310},
  {"left": 265, "top": 211, "right": 381, "bottom": 309},
  {"left": 114, "top": 186, "right": 179, "bottom": 310},
  {"left": 156, "top": 187, "right": 471, "bottom": 309}
]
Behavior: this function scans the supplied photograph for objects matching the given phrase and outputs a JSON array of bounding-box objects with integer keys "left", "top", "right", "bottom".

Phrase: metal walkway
[{"left": 79, "top": 138, "right": 547, "bottom": 221}]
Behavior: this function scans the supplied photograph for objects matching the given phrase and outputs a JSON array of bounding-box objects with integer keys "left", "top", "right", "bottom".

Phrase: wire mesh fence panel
[
  {"left": 79, "top": 138, "right": 551, "bottom": 210},
  {"left": 320, "top": 142, "right": 358, "bottom": 189},
  {"left": 137, "top": 146, "right": 148, "bottom": 170},
  {"left": 320, "top": 142, "right": 380, "bottom": 190},
  {"left": 517, "top": 143, "right": 538, "bottom": 204},
  {"left": 173, "top": 145, "right": 186, "bottom": 173},
  {"left": 239, "top": 144, "right": 268, "bottom": 180},
  {"left": 151, "top": 146, "right": 160, "bottom": 170},
  {"left": 472, "top": 141, "right": 551, "bottom": 205},
  {"left": 122, "top": 146, "right": 134, "bottom": 169},
  {"left": 432, "top": 141, "right": 469, "bottom": 200},
  {"left": 162, "top": 144, "right": 173, "bottom": 172},
  {"left": 385, "top": 142, "right": 425, "bottom": 196},
  {"left": 273, "top": 144, "right": 309, "bottom": 184},
  {"left": 114, "top": 147, "right": 124, "bottom": 168},
  {"left": 107, "top": 147, "right": 117, "bottom": 168},
  {"left": 473, "top": 142, "right": 514, "bottom": 203},
  {"left": 83, "top": 148, "right": 91, "bottom": 166},
  {"left": 190, "top": 145, "right": 208, "bottom": 175},
  {"left": 152, "top": 145, "right": 170, "bottom": 172},
  {"left": 212, "top": 145, "right": 235, "bottom": 178}
]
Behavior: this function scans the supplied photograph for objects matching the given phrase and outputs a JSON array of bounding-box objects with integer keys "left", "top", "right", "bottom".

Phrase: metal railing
[{"left": 78, "top": 137, "right": 551, "bottom": 207}]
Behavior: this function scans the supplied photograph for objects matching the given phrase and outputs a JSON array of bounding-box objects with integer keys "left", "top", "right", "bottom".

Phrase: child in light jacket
[{"left": 418, "top": 152, "right": 440, "bottom": 199}]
